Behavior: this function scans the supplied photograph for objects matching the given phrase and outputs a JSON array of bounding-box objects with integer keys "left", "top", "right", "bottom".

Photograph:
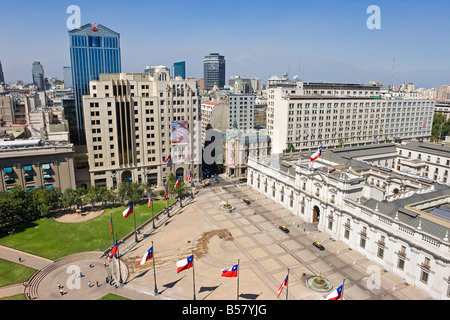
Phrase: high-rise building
[
  {"left": 32, "top": 61, "right": 45, "bottom": 91},
  {"left": 82, "top": 69, "right": 201, "bottom": 188},
  {"left": 0, "top": 60, "right": 5, "bottom": 85},
  {"left": 68, "top": 23, "right": 121, "bottom": 145},
  {"left": 266, "top": 74, "right": 435, "bottom": 154},
  {"left": 173, "top": 61, "right": 186, "bottom": 79},
  {"left": 203, "top": 53, "right": 225, "bottom": 90},
  {"left": 63, "top": 66, "right": 73, "bottom": 89}
]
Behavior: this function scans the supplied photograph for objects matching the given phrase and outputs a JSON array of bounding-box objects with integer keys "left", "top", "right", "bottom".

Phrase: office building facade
[
  {"left": 266, "top": 75, "right": 435, "bottom": 154},
  {"left": 204, "top": 53, "right": 225, "bottom": 90},
  {"left": 82, "top": 69, "right": 201, "bottom": 189},
  {"left": 0, "top": 60, "right": 5, "bottom": 85},
  {"left": 32, "top": 61, "right": 45, "bottom": 91},
  {"left": 69, "top": 23, "right": 121, "bottom": 145}
]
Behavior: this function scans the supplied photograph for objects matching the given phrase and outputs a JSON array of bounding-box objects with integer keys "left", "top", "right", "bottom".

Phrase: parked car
[
  {"left": 279, "top": 225, "right": 290, "bottom": 233},
  {"left": 313, "top": 241, "right": 325, "bottom": 251}
]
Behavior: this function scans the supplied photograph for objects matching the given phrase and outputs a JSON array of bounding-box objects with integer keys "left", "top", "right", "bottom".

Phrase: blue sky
[{"left": 1, "top": 0, "right": 449, "bottom": 88}]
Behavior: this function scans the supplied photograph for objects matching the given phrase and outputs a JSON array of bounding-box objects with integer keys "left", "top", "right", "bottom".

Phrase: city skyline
[{"left": 1, "top": 0, "right": 449, "bottom": 88}]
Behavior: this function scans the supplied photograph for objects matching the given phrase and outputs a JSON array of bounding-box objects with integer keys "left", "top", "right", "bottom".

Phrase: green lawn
[
  {"left": 98, "top": 293, "right": 132, "bottom": 300},
  {"left": 0, "top": 200, "right": 175, "bottom": 261},
  {"left": 0, "top": 259, "right": 37, "bottom": 287}
]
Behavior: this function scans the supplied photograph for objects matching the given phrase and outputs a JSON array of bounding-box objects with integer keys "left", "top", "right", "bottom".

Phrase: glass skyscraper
[
  {"left": 173, "top": 61, "right": 186, "bottom": 79},
  {"left": 32, "top": 61, "right": 45, "bottom": 91},
  {"left": 204, "top": 53, "right": 225, "bottom": 90},
  {"left": 69, "top": 23, "right": 121, "bottom": 145}
]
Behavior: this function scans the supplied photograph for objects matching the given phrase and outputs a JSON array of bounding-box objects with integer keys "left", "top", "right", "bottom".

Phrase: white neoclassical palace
[{"left": 247, "top": 144, "right": 450, "bottom": 300}]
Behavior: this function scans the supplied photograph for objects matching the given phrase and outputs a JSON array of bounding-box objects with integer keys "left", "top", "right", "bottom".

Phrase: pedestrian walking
[
  {"left": 88, "top": 281, "right": 92, "bottom": 288},
  {"left": 106, "top": 276, "right": 109, "bottom": 284},
  {"left": 59, "top": 288, "right": 63, "bottom": 296},
  {"left": 57, "top": 282, "right": 61, "bottom": 289},
  {"left": 18, "top": 257, "right": 22, "bottom": 262}
]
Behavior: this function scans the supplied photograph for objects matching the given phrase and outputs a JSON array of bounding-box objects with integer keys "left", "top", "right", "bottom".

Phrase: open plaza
[{"left": 0, "top": 178, "right": 432, "bottom": 300}]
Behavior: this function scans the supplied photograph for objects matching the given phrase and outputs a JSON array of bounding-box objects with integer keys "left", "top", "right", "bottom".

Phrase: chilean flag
[
  {"left": 326, "top": 284, "right": 343, "bottom": 300},
  {"left": 177, "top": 254, "right": 193, "bottom": 273},
  {"left": 174, "top": 177, "right": 181, "bottom": 190},
  {"left": 186, "top": 171, "right": 192, "bottom": 182},
  {"left": 110, "top": 216, "right": 113, "bottom": 235},
  {"left": 277, "top": 274, "right": 288, "bottom": 299},
  {"left": 310, "top": 146, "right": 323, "bottom": 162},
  {"left": 163, "top": 154, "right": 172, "bottom": 163},
  {"left": 164, "top": 184, "right": 168, "bottom": 200},
  {"left": 109, "top": 239, "right": 118, "bottom": 259},
  {"left": 221, "top": 264, "right": 238, "bottom": 278},
  {"left": 122, "top": 204, "right": 134, "bottom": 219},
  {"left": 148, "top": 194, "right": 152, "bottom": 208},
  {"left": 184, "top": 154, "right": 190, "bottom": 161},
  {"left": 137, "top": 246, "right": 153, "bottom": 266}
]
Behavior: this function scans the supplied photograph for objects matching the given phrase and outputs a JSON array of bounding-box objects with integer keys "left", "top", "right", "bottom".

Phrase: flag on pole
[
  {"left": 110, "top": 216, "right": 113, "bottom": 235},
  {"left": 325, "top": 284, "right": 344, "bottom": 300},
  {"left": 221, "top": 264, "right": 238, "bottom": 278},
  {"left": 186, "top": 171, "right": 192, "bottom": 182},
  {"left": 174, "top": 177, "right": 181, "bottom": 189},
  {"left": 122, "top": 204, "right": 134, "bottom": 219},
  {"left": 277, "top": 274, "right": 289, "bottom": 299},
  {"left": 184, "top": 154, "right": 190, "bottom": 161},
  {"left": 164, "top": 184, "right": 168, "bottom": 200},
  {"left": 148, "top": 194, "right": 152, "bottom": 208},
  {"left": 137, "top": 246, "right": 153, "bottom": 266},
  {"left": 163, "top": 154, "right": 172, "bottom": 163},
  {"left": 310, "top": 146, "right": 323, "bottom": 162},
  {"left": 109, "top": 239, "right": 118, "bottom": 259},
  {"left": 177, "top": 255, "right": 193, "bottom": 273}
]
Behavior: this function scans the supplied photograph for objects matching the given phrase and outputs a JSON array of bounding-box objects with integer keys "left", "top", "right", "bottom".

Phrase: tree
[
  {"left": 283, "top": 144, "right": 297, "bottom": 153},
  {"left": 431, "top": 113, "right": 450, "bottom": 142},
  {"left": 118, "top": 181, "right": 144, "bottom": 205}
]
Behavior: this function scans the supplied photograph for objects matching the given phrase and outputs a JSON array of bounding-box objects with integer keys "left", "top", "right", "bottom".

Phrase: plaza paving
[{"left": 0, "top": 179, "right": 433, "bottom": 300}]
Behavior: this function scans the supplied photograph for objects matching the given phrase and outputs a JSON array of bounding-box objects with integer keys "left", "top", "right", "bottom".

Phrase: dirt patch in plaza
[{"left": 127, "top": 229, "right": 233, "bottom": 273}]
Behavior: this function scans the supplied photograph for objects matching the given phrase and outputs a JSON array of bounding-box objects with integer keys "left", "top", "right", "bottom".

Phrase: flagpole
[
  {"left": 151, "top": 195, "right": 155, "bottom": 229},
  {"left": 110, "top": 212, "right": 114, "bottom": 245},
  {"left": 152, "top": 241, "right": 157, "bottom": 294},
  {"left": 237, "top": 259, "right": 240, "bottom": 300},
  {"left": 133, "top": 202, "right": 138, "bottom": 243},
  {"left": 115, "top": 234, "right": 123, "bottom": 285},
  {"left": 286, "top": 268, "right": 289, "bottom": 300},
  {"left": 192, "top": 250, "right": 196, "bottom": 300},
  {"left": 341, "top": 279, "right": 346, "bottom": 300}
]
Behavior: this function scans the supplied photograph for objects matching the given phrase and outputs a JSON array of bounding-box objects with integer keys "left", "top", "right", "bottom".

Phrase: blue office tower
[
  {"left": 173, "top": 61, "right": 186, "bottom": 79},
  {"left": 69, "top": 23, "right": 121, "bottom": 145}
]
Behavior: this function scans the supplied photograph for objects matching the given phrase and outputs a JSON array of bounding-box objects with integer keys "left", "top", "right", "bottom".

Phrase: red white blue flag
[
  {"left": 148, "top": 194, "right": 152, "bottom": 208},
  {"left": 137, "top": 246, "right": 153, "bottom": 265},
  {"left": 326, "top": 284, "right": 343, "bottom": 300},
  {"left": 109, "top": 239, "right": 118, "bottom": 259},
  {"left": 177, "top": 254, "right": 193, "bottom": 273},
  {"left": 186, "top": 171, "right": 192, "bottom": 182},
  {"left": 163, "top": 154, "right": 172, "bottom": 163},
  {"left": 174, "top": 177, "right": 181, "bottom": 189},
  {"left": 310, "top": 146, "right": 323, "bottom": 162},
  {"left": 164, "top": 184, "right": 168, "bottom": 200},
  {"left": 122, "top": 204, "right": 134, "bottom": 219},
  {"left": 277, "top": 274, "right": 288, "bottom": 299},
  {"left": 221, "top": 264, "right": 238, "bottom": 278}
]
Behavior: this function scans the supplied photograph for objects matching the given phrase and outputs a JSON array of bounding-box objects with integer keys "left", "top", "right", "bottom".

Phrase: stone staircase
[{"left": 24, "top": 252, "right": 103, "bottom": 300}]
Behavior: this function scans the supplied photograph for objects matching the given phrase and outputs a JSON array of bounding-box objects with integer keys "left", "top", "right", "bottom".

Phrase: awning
[
  {"left": 45, "top": 184, "right": 53, "bottom": 189},
  {"left": 42, "top": 164, "right": 51, "bottom": 170},
  {"left": 26, "top": 186, "right": 35, "bottom": 191},
  {"left": 23, "top": 165, "right": 33, "bottom": 172},
  {"left": 3, "top": 167, "right": 13, "bottom": 174}
]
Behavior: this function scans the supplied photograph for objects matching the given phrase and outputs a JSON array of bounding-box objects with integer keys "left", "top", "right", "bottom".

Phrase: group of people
[{"left": 57, "top": 260, "right": 118, "bottom": 296}]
